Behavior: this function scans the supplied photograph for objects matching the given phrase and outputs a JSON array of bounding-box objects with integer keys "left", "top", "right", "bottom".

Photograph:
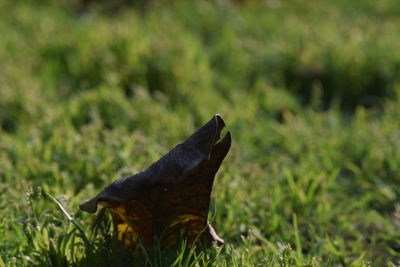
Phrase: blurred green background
[{"left": 1, "top": 0, "right": 400, "bottom": 266}]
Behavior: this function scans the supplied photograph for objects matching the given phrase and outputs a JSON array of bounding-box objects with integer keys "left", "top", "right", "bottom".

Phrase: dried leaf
[{"left": 80, "top": 115, "right": 231, "bottom": 248}]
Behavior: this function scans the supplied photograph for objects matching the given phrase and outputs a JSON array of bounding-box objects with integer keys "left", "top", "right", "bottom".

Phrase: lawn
[{"left": 1, "top": 0, "right": 400, "bottom": 266}]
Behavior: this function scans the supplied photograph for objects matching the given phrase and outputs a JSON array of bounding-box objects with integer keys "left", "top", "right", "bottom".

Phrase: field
[{"left": 1, "top": 0, "right": 400, "bottom": 266}]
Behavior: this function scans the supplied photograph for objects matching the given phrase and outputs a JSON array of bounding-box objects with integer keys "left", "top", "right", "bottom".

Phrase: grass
[{"left": 1, "top": 0, "right": 400, "bottom": 266}]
